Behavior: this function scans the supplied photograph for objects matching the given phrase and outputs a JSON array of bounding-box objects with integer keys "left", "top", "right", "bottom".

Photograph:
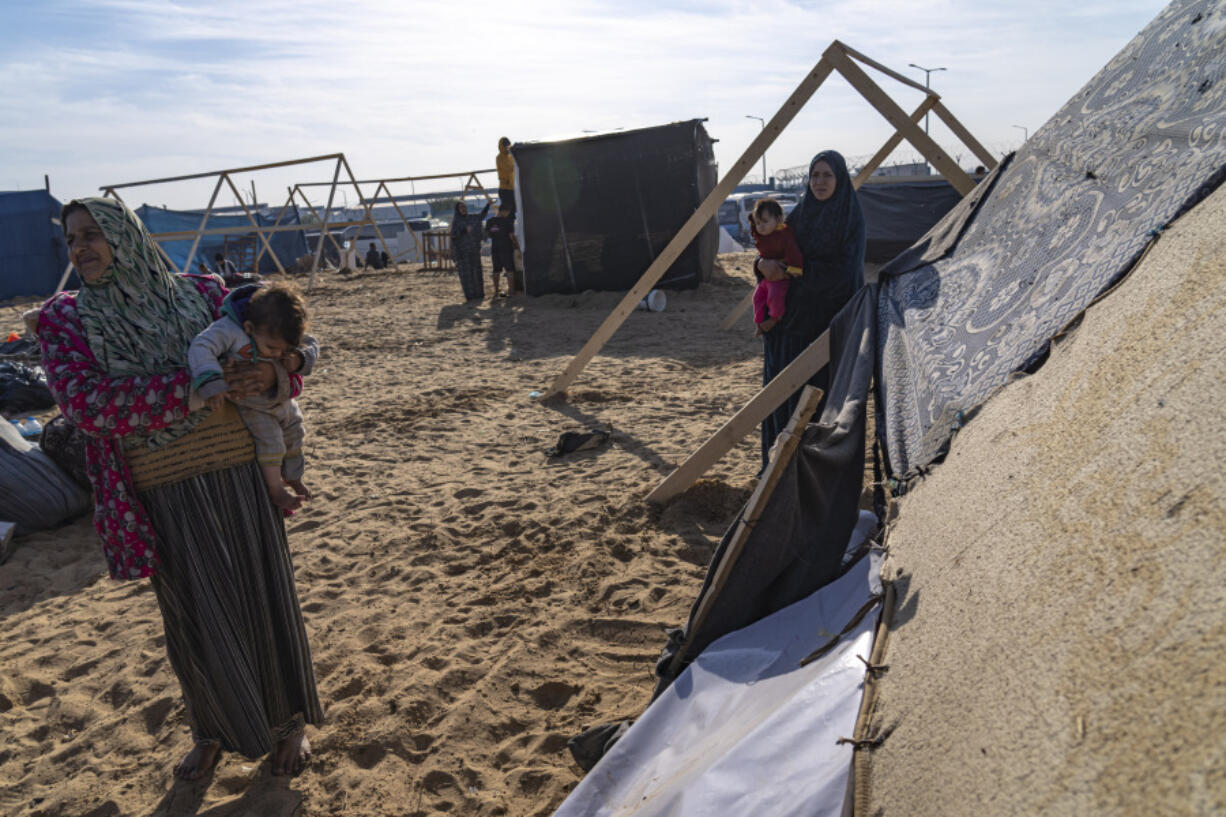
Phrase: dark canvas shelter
[
  {"left": 513, "top": 120, "right": 718, "bottom": 296},
  {"left": 0, "top": 190, "right": 75, "bottom": 300}
]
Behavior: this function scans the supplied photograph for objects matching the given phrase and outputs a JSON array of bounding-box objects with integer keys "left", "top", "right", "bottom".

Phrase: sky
[{"left": 1, "top": 0, "right": 1169, "bottom": 210}]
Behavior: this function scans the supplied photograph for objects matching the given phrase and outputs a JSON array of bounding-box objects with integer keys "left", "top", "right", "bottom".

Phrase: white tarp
[
  {"left": 718, "top": 225, "right": 744, "bottom": 253},
  {"left": 556, "top": 533, "right": 882, "bottom": 817}
]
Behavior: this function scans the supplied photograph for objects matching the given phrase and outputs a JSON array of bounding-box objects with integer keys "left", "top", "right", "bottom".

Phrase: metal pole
[
  {"left": 1013, "top": 124, "right": 1029, "bottom": 142},
  {"left": 746, "top": 115, "right": 766, "bottom": 185},
  {"left": 907, "top": 63, "right": 946, "bottom": 134}
]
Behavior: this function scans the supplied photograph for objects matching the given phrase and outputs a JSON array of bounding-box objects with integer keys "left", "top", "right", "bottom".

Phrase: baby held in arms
[
  {"left": 189, "top": 280, "right": 314, "bottom": 510},
  {"left": 749, "top": 198, "right": 804, "bottom": 336}
]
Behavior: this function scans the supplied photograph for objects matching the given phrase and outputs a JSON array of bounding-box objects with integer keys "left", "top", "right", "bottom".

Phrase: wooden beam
[
  {"left": 835, "top": 40, "right": 933, "bottom": 94},
  {"left": 289, "top": 187, "right": 347, "bottom": 261},
  {"left": 222, "top": 174, "right": 288, "bottom": 277},
  {"left": 852, "top": 96, "right": 939, "bottom": 188},
  {"left": 376, "top": 180, "right": 424, "bottom": 261},
  {"left": 824, "top": 45, "right": 975, "bottom": 195},
  {"left": 181, "top": 175, "right": 224, "bottom": 278},
  {"left": 308, "top": 159, "right": 344, "bottom": 290},
  {"left": 720, "top": 289, "right": 755, "bottom": 331},
  {"left": 101, "top": 153, "right": 344, "bottom": 191},
  {"left": 719, "top": 96, "right": 933, "bottom": 332},
  {"left": 296, "top": 169, "right": 497, "bottom": 187},
  {"left": 340, "top": 155, "right": 396, "bottom": 271},
  {"left": 931, "top": 100, "right": 998, "bottom": 170},
  {"left": 544, "top": 56, "right": 837, "bottom": 398},
  {"left": 646, "top": 328, "right": 830, "bottom": 504},
  {"left": 665, "top": 385, "right": 824, "bottom": 677}
]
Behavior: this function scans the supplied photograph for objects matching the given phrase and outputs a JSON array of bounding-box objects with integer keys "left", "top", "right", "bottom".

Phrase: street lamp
[
  {"left": 746, "top": 115, "right": 767, "bottom": 185},
  {"left": 908, "top": 63, "right": 946, "bottom": 134},
  {"left": 1013, "top": 124, "right": 1029, "bottom": 141}
]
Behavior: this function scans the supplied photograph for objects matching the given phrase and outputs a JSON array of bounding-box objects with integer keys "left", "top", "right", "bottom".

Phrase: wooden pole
[
  {"left": 664, "top": 385, "right": 824, "bottom": 677},
  {"left": 223, "top": 174, "right": 288, "bottom": 277},
  {"left": 823, "top": 45, "right": 975, "bottom": 195},
  {"left": 181, "top": 175, "right": 225, "bottom": 278},
  {"left": 290, "top": 186, "right": 346, "bottom": 260},
  {"left": 720, "top": 289, "right": 756, "bottom": 331},
  {"left": 544, "top": 56, "right": 837, "bottom": 398},
  {"left": 101, "top": 152, "right": 344, "bottom": 191},
  {"left": 851, "top": 96, "right": 939, "bottom": 188},
  {"left": 308, "top": 159, "right": 344, "bottom": 290},
  {"left": 646, "top": 328, "right": 830, "bottom": 503},
  {"left": 720, "top": 97, "right": 934, "bottom": 332},
  {"left": 376, "top": 181, "right": 424, "bottom": 263},
  {"left": 930, "top": 100, "right": 998, "bottom": 171},
  {"left": 340, "top": 155, "right": 395, "bottom": 271}
]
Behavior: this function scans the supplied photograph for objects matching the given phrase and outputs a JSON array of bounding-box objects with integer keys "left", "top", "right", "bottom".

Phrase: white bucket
[{"left": 638, "top": 290, "right": 667, "bottom": 312}]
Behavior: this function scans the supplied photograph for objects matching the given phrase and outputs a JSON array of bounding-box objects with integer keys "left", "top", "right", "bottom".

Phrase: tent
[
  {"left": 134, "top": 204, "right": 309, "bottom": 276},
  {"left": 0, "top": 189, "right": 75, "bottom": 300},
  {"left": 856, "top": 179, "right": 963, "bottom": 264},
  {"left": 512, "top": 120, "right": 719, "bottom": 296},
  {"left": 562, "top": 1, "right": 1226, "bottom": 813}
]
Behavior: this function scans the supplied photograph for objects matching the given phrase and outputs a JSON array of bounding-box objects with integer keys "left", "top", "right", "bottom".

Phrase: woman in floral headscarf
[
  {"left": 35, "top": 197, "right": 323, "bottom": 780},
  {"left": 755, "top": 150, "right": 866, "bottom": 464}
]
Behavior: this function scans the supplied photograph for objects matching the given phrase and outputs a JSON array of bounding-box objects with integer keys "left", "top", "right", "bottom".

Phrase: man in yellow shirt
[{"left": 496, "top": 136, "right": 516, "bottom": 219}]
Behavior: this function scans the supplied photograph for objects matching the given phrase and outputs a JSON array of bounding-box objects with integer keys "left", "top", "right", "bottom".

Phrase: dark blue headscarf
[{"left": 778, "top": 150, "right": 866, "bottom": 340}]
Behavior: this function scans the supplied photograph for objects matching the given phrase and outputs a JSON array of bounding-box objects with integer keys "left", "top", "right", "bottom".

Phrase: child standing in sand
[
  {"left": 749, "top": 198, "right": 804, "bottom": 336},
  {"left": 485, "top": 201, "right": 520, "bottom": 297},
  {"left": 189, "top": 281, "right": 314, "bottom": 510}
]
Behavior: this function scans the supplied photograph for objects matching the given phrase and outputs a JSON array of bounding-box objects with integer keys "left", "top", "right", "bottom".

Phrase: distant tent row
[
  {"left": 134, "top": 204, "right": 309, "bottom": 276},
  {"left": 0, "top": 189, "right": 76, "bottom": 301}
]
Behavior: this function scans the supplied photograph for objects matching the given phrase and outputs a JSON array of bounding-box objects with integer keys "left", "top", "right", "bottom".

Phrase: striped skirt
[{"left": 141, "top": 461, "right": 324, "bottom": 758}]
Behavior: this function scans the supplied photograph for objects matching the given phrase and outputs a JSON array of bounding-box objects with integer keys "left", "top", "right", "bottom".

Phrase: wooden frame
[
  {"left": 97, "top": 153, "right": 391, "bottom": 291},
  {"left": 719, "top": 94, "right": 945, "bottom": 331},
  {"left": 544, "top": 40, "right": 994, "bottom": 397},
  {"left": 295, "top": 169, "right": 495, "bottom": 271},
  {"left": 664, "top": 385, "right": 824, "bottom": 677},
  {"left": 646, "top": 328, "right": 831, "bottom": 503}
]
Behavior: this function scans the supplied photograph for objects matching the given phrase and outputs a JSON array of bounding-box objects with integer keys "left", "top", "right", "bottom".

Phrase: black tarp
[
  {"left": 570, "top": 286, "right": 878, "bottom": 771},
  {"left": 857, "top": 180, "right": 963, "bottom": 264},
  {"left": 512, "top": 120, "right": 718, "bottom": 296}
]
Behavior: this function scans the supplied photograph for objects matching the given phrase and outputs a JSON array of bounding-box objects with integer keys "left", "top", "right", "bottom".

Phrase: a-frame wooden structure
[
  {"left": 542, "top": 40, "right": 994, "bottom": 406},
  {"left": 95, "top": 154, "right": 392, "bottom": 292},
  {"left": 530, "top": 41, "right": 995, "bottom": 503},
  {"left": 293, "top": 169, "right": 496, "bottom": 277}
]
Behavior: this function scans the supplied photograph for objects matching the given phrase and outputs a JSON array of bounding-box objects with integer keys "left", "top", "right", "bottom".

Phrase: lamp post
[
  {"left": 1013, "top": 124, "right": 1029, "bottom": 142},
  {"left": 745, "top": 115, "right": 767, "bottom": 185},
  {"left": 907, "top": 63, "right": 946, "bottom": 133}
]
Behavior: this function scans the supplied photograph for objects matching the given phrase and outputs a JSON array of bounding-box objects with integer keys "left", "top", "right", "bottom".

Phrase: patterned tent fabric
[{"left": 877, "top": 0, "right": 1226, "bottom": 478}]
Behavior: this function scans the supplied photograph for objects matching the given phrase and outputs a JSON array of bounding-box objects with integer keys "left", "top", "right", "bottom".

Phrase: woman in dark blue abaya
[{"left": 755, "top": 150, "right": 866, "bottom": 465}]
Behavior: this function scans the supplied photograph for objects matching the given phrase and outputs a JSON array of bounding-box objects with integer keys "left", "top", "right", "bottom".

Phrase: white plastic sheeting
[
  {"left": 556, "top": 522, "right": 882, "bottom": 817},
  {"left": 718, "top": 225, "right": 744, "bottom": 253}
]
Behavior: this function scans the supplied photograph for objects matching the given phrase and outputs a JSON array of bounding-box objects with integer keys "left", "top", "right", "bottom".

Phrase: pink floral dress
[{"left": 36, "top": 275, "right": 301, "bottom": 580}]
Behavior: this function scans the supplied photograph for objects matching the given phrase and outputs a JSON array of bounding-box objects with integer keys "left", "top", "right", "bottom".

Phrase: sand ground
[{"left": 0, "top": 254, "right": 772, "bottom": 816}]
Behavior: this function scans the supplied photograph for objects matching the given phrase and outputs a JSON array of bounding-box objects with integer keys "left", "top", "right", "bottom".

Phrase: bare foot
[
  {"left": 175, "top": 741, "right": 220, "bottom": 781},
  {"left": 268, "top": 484, "right": 305, "bottom": 511},
  {"left": 286, "top": 479, "right": 311, "bottom": 502},
  {"left": 272, "top": 731, "right": 311, "bottom": 776}
]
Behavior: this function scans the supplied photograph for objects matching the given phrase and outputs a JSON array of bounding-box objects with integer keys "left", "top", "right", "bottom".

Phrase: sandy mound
[
  {"left": 863, "top": 185, "right": 1226, "bottom": 813},
  {"left": 0, "top": 254, "right": 768, "bottom": 816}
]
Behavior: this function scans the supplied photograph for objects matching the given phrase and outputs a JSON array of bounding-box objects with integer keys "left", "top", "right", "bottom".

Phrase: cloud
[{"left": 0, "top": 0, "right": 1167, "bottom": 205}]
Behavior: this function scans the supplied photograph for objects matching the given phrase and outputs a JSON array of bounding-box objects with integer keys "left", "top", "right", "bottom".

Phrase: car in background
[{"left": 719, "top": 192, "right": 800, "bottom": 243}]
